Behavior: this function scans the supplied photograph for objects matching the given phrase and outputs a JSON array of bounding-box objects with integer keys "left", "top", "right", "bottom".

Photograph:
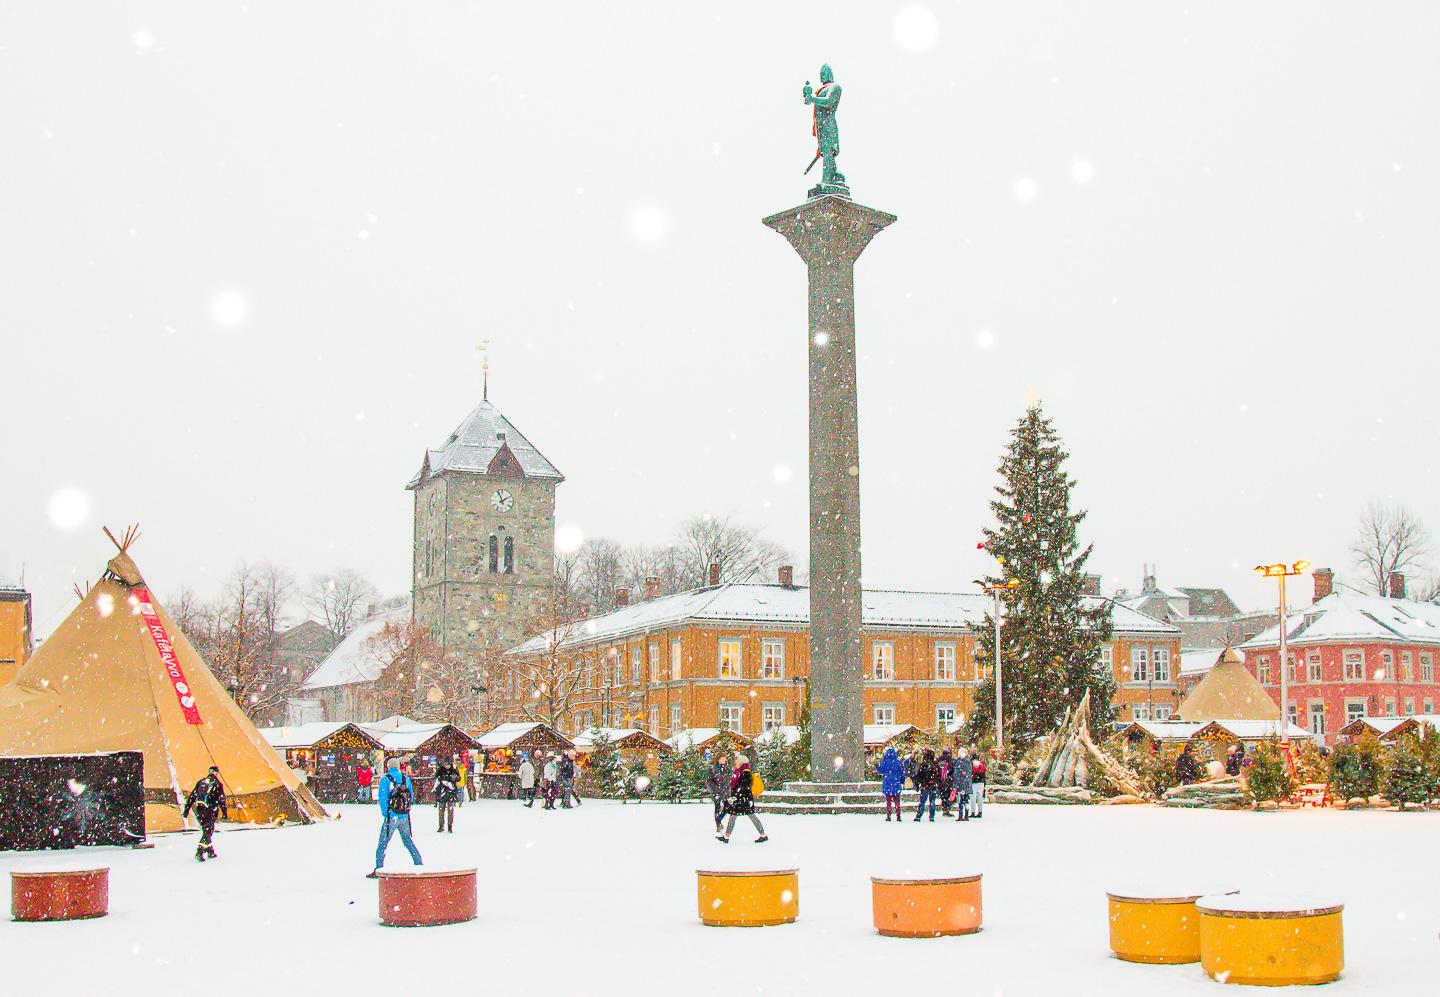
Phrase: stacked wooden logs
[{"left": 1161, "top": 778, "right": 1247, "bottom": 809}]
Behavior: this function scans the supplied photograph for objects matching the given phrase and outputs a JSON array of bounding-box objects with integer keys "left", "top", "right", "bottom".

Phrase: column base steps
[{"left": 757, "top": 780, "right": 929, "bottom": 816}]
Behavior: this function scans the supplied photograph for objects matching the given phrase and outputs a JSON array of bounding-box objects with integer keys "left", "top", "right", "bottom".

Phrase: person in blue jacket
[
  {"left": 951, "top": 750, "right": 973, "bottom": 822},
  {"left": 877, "top": 746, "right": 905, "bottom": 822},
  {"left": 367, "top": 756, "right": 423, "bottom": 878}
]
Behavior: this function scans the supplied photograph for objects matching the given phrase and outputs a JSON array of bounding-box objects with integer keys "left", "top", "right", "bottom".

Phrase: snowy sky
[{"left": 5, "top": 2, "right": 1439, "bottom": 637}]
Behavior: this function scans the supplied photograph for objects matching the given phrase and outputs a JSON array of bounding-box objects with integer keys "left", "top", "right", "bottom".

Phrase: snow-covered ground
[{"left": 3, "top": 801, "right": 1434, "bottom": 996}]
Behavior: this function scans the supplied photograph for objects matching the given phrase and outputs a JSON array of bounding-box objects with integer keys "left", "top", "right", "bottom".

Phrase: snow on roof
[
  {"left": 571, "top": 727, "right": 666, "bottom": 750},
  {"left": 358, "top": 719, "right": 474, "bottom": 751},
  {"left": 665, "top": 727, "right": 751, "bottom": 751},
  {"left": 1336, "top": 715, "right": 1440, "bottom": 739},
  {"left": 1197, "top": 720, "right": 1313, "bottom": 740},
  {"left": 864, "top": 724, "right": 921, "bottom": 746},
  {"left": 1120, "top": 720, "right": 1207, "bottom": 741},
  {"left": 300, "top": 605, "right": 411, "bottom": 690},
  {"left": 0, "top": 571, "right": 23, "bottom": 592},
  {"left": 754, "top": 725, "right": 802, "bottom": 746},
  {"left": 1242, "top": 592, "right": 1440, "bottom": 649},
  {"left": 258, "top": 722, "right": 380, "bottom": 749},
  {"left": 406, "top": 399, "right": 562, "bottom": 487},
  {"left": 475, "top": 722, "right": 572, "bottom": 749},
  {"left": 510, "top": 584, "right": 1177, "bottom": 655},
  {"left": 1179, "top": 648, "right": 1244, "bottom": 676}
]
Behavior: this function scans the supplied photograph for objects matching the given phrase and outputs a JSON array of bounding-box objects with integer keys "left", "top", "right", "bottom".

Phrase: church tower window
[
  {"left": 488, "top": 534, "right": 499, "bottom": 573},
  {"left": 504, "top": 536, "right": 515, "bottom": 574}
]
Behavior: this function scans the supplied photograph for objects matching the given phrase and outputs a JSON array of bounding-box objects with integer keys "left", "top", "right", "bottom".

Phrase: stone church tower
[{"left": 407, "top": 396, "right": 563, "bottom": 664}]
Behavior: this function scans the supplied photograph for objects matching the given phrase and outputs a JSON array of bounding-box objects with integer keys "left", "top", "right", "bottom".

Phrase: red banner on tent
[{"left": 134, "top": 587, "right": 204, "bottom": 725}]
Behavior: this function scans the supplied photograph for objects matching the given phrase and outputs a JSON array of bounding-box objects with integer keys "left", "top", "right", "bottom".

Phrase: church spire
[{"left": 477, "top": 339, "right": 490, "bottom": 400}]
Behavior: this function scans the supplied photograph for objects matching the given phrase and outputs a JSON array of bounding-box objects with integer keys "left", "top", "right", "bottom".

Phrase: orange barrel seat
[
  {"left": 1107, "top": 886, "right": 1236, "bottom": 964},
  {"left": 11, "top": 867, "right": 110, "bottom": 922},
  {"left": 871, "top": 874, "right": 983, "bottom": 937},
  {"left": 1197, "top": 894, "right": 1344, "bottom": 986},
  {"left": 696, "top": 868, "right": 799, "bottom": 927},
  {"left": 377, "top": 869, "right": 477, "bottom": 927}
]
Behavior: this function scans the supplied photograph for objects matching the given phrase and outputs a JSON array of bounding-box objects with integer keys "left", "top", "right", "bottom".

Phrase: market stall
[
  {"left": 472, "top": 722, "right": 575, "bottom": 799},
  {"left": 258, "top": 722, "right": 384, "bottom": 803},
  {"left": 359, "top": 718, "right": 480, "bottom": 803},
  {"left": 572, "top": 727, "right": 671, "bottom": 777}
]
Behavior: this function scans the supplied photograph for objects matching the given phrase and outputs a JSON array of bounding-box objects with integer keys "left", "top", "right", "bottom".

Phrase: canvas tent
[
  {"left": 0, "top": 534, "right": 326, "bottom": 833},
  {"left": 1177, "top": 646, "right": 1280, "bottom": 722}
]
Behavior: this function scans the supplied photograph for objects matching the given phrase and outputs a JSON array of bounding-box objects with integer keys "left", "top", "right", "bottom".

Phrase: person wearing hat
[
  {"left": 182, "top": 765, "right": 229, "bottom": 862},
  {"left": 368, "top": 753, "right": 423, "bottom": 878}
]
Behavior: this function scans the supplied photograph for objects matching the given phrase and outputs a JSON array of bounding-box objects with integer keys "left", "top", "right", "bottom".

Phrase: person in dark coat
[
  {"left": 559, "top": 752, "right": 581, "bottom": 808},
  {"left": 969, "top": 754, "right": 988, "bottom": 818},
  {"left": 716, "top": 756, "right": 768, "bottom": 844},
  {"left": 1224, "top": 744, "right": 1242, "bottom": 777},
  {"left": 705, "top": 752, "right": 733, "bottom": 833},
  {"left": 951, "top": 750, "right": 974, "bottom": 822},
  {"left": 938, "top": 749, "right": 955, "bottom": 815},
  {"left": 912, "top": 749, "right": 940, "bottom": 822},
  {"left": 1175, "top": 745, "right": 1201, "bottom": 786},
  {"left": 434, "top": 757, "right": 461, "bottom": 833},
  {"left": 877, "top": 746, "right": 905, "bottom": 822},
  {"left": 183, "top": 765, "right": 228, "bottom": 862}
]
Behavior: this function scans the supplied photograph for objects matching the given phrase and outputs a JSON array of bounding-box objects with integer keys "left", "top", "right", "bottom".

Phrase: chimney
[
  {"left": 778, "top": 565, "right": 795, "bottom": 587},
  {"left": 644, "top": 576, "right": 661, "bottom": 600},
  {"left": 1389, "top": 572, "right": 1407, "bottom": 600},
  {"left": 1081, "top": 573, "right": 1101, "bottom": 596},
  {"left": 708, "top": 563, "right": 721, "bottom": 587},
  {"left": 1312, "top": 567, "right": 1334, "bottom": 603},
  {"left": 615, "top": 588, "right": 631, "bottom": 608},
  {"left": 1141, "top": 564, "right": 1157, "bottom": 594}
]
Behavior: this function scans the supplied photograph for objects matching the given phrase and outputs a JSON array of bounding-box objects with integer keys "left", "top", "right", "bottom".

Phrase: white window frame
[
  {"left": 1308, "top": 652, "right": 1322, "bottom": 683},
  {"left": 1130, "top": 646, "right": 1150, "bottom": 683},
  {"left": 1285, "top": 653, "right": 1296, "bottom": 685},
  {"left": 1152, "top": 703, "right": 1173, "bottom": 721},
  {"left": 1154, "top": 647, "right": 1172, "bottom": 683},
  {"left": 631, "top": 645, "right": 642, "bottom": 682},
  {"left": 1424, "top": 698, "right": 1434, "bottom": 714},
  {"left": 761, "top": 703, "right": 785, "bottom": 732},
  {"left": 1384, "top": 698, "right": 1397, "bottom": 717},
  {"left": 1422, "top": 653, "right": 1434, "bottom": 683},
  {"left": 648, "top": 705, "right": 659, "bottom": 732},
  {"left": 670, "top": 703, "right": 683, "bottom": 733},
  {"left": 872, "top": 641, "right": 895, "bottom": 681},
  {"left": 1382, "top": 651, "right": 1396, "bottom": 681},
  {"left": 872, "top": 703, "right": 896, "bottom": 725},
  {"left": 649, "top": 643, "right": 661, "bottom": 684},
  {"left": 1404, "top": 698, "right": 1415, "bottom": 715},
  {"left": 1343, "top": 649, "right": 1365, "bottom": 681},
  {"left": 934, "top": 642, "right": 957, "bottom": 681},
  {"left": 761, "top": 638, "right": 785, "bottom": 680},
  {"left": 670, "top": 638, "right": 683, "bottom": 680},
  {"left": 1345, "top": 699, "right": 1367, "bottom": 724},
  {"left": 1402, "top": 651, "right": 1414, "bottom": 682},
  {"left": 935, "top": 703, "right": 957, "bottom": 728},
  {"left": 1257, "top": 656, "right": 1271, "bottom": 685},
  {"left": 718, "top": 638, "right": 743, "bottom": 679},
  {"left": 719, "top": 702, "right": 743, "bottom": 734},
  {"left": 1308, "top": 701, "right": 1325, "bottom": 735},
  {"left": 1132, "top": 702, "right": 1151, "bottom": 721},
  {"left": 1101, "top": 646, "right": 1114, "bottom": 674}
]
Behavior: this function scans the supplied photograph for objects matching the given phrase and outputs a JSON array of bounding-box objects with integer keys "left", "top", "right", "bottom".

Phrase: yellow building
[
  {"left": 0, "top": 573, "right": 33, "bottom": 686},
  {"left": 506, "top": 582, "right": 1181, "bottom": 738}
]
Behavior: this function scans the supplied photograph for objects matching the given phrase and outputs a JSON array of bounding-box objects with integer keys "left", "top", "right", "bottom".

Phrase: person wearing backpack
[
  {"left": 912, "top": 748, "right": 941, "bottom": 822},
  {"left": 367, "top": 755, "right": 423, "bottom": 878},
  {"left": 715, "top": 755, "right": 768, "bottom": 844},
  {"left": 937, "top": 749, "right": 955, "bottom": 816},
  {"left": 951, "top": 749, "right": 973, "bottom": 822},
  {"left": 559, "top": 752, "right": 580, "bottom": 808},
  {"left": 969, "top": 754, "right": 987, "bottom": 819},
  {"left": 182, "top": 765, "right": 228, "bottom": 862},
  {"left": 433, "top": 757, "right": 460, "bottom": 833}
]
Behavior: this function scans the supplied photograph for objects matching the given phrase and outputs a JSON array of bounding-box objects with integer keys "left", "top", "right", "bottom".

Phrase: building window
[
  {"left": 1152, "top": 703, "right": 1173, "bottom": 720},
  {"left": 1404, "top": 698, "right": 1415, "bottom": 715},
  {"left": 648, "top": 706, "right": 659, "bottom": 732},
  {"left": 1308, "top": 653, "right": 1322, "bottom": 683},
  {"left": 488, "top": 534, "right": 499, "bottom": 573},
  {"left": 1257, "top": 657, "right": 1270, "bottom": 685},
  {"left": 649, "top": 643, "right": 661, "bottom": 684},
  {"left": 935, "top": 704, "right": 957, "bottom": 729},
  {"left": 1382, "top": 651, "right": 1396, "bottom": 681},
  {"left": 873, "top": 703, "right": 896, "bottom": 725},
  {"left": 1343, "top": 650, "right": 1365, "bottom": 681},
  {"left": 1131, "top": 647, "right": 1150, "bottom": 682},
  {"left": 631, "top": 646, "right": 642, "bottom": 683},
  {"left": 719, "top": 702, "right": 743, "bottom": 733},
  {"left": 1345, "top": 699, "right": 1366, "bottom": 724},
  {"left": 872, "top": 641, "right": 895, "bottom": 680},
  {"left": 762, "top": 703, "right": 785, "bottom": 732},
  {"left": 1422, "top": 654, "right": 1434, "bottom": 683},
  {"left": 1154, "top": 648, "right": 1172, "bottom": 683},
  {"left": 1424, "top": 699, "right": 1434, "bottom": 714},
  {"left": 670, "top": 638, "right": 683, "bottom": 679},
  {"left": 1309, "top": 702, "right": 1325, "bottom": 735},
  {"left": 718, "top": 638, "right": 743, "bottom": 679},
  {"left": 670, "top": 704, "right": 683, "bottom": 733},
  {"left": 1385, "top": 698, "right": 1396, "bottom": 717},
  {"left": 1285, "top": 654, "right": 1296, "bottom": 684},
  {"left": 1132, "top": 703, "right": 1150, "bottom": 721},
  {"left": 1287, "top": 704, "right": 1298, "bottom": 728},
  {"left": 1101, "top": 646, "right": 1114, "bottom": 674},
  {"left": 761, "top": 639, "right": 785, "bottom": 679},
  {"left": 1401, "top": 652, "right": 1413, "bottom": 682},
  {"left": 503, "top": 536, "right": 515, "bottom": 574},
  {"left": 934, "top": 642, "right": 957, "bottom": 681}
]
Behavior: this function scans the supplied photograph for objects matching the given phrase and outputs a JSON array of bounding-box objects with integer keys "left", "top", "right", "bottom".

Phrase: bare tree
[
  {"left": 491, "top": 579, "right": 593, "bottom": 731},
  {"left": 672, "top": 514, "right": 791, "bottom": 587},
  {"left": 209, "top": 562, "right": 292, "bottom": 725},
  {"left": 572, "top": 538, "right": 627, "bottom": 613},
  {"left": 305, "top": 568, "right": 378, "bottom": 636},
  {"left": 621, "top": 542, "right": 689, "bottom": 596},
  {"left": 365, "top": 619, "right": 492, "bottom": 727},
  {"left": 1350, "top": 503, "right": 1430, "bottom": 595}
]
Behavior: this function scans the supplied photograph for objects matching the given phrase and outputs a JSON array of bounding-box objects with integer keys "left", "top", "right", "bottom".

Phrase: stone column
[{"left": 763, "top": 195, "right": 896, "bottom": 783}]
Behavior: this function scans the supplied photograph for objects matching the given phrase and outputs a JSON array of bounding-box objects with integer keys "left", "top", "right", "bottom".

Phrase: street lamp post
[
  {"left": 1255, "top": 560, "right": 1310, "bottom": 747},
  {"left": 978, "top": 578, "right": 1021, "bottom": 753}
]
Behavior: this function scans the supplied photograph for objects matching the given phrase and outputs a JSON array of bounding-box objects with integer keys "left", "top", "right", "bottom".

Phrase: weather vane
[{"left": 476, "top": 340, "right": 490, "bottom": 400}]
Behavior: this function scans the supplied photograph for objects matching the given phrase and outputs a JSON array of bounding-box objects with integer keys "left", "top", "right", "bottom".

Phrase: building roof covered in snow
[
  {"left": 1335, "top": 715, "right": 1440, "bottom": 740},
  {"left": 406, "top": 398, "right": 563, "bottom": 488},
  {"left": 300, "top": 605, "right": 411, "bottom": 691},
  {"left": 1195, "top": 719, "right": 1313, "bottom": 741},
  {"left": 665, "top": 727, "right": 752, "bottom": 751},
  {"left": 0, "top": 571, "right": 23, "bottom": 593},
  {"left": 358, "top": 718, "right": 478, "bottom": 752},
  {"left": 475, "top": 721, "right": 574, "bottom": 750},
  {"left": 1179, "top": 647, "right": 1244, "bottom": 677},
  {"left": 1117, "top": 720, "right": 1208, "bottom": 742},
  {"left": 509, "top": 583, "right": 1178, "bottom": 655},
  {"left": 258, "top": 721, "right": 383, "bottom": 750},
  {"left": 570, "top": 727, "right": 669, "bottom": 752},
  {"left": 864, "top": 723, "right": 921, "bottom": 747},
  {"left": 1241, "top": 592, "right": 1440, "bottom": 649}
]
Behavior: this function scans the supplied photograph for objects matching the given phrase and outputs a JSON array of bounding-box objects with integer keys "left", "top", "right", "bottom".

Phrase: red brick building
[{"left": 1240, "top": 570, "right": 1440, "bottom": 744}]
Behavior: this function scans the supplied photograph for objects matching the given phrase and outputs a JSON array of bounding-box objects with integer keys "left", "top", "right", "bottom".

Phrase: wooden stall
[
  {"left": 665, "top": 728, "right": 755, "bottom": 759},
  {"left": 359, "top": 721, "right": 481, "bottom": 804},
  {"left": 259, "top": 722, "right": 384, "bottom": 804},
  {"left": 472, "top": 722, "right": 575, "bottom": 799},
  {"left": 572, "top": 727, "right": 672, "bottom": 777}
]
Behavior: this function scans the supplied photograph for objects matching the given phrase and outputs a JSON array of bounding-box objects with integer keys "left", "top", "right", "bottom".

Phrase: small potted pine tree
[{"left": 1246, "top": 738, "right": 1295, "bottom": 810}]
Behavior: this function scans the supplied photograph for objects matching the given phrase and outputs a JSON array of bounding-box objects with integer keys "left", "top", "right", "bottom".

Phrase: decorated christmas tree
[
  {"left": 652, "top": 749, "right": 689, "bottom": 802},
  {"left": 1328, "top": 736, "right": 1383, "bottom": 806},
  {"left": 969, "top": 405, "right": 1115, "bottom": 753},
  {"left": 1246, "top": 738, "right": 1295, "bottom": 808},
  {"left": 1384, "top": 735, "right": 1429, "bottom": 810},
  {"left": 580, "top": 732, "right": 624, "bottom": 799}
]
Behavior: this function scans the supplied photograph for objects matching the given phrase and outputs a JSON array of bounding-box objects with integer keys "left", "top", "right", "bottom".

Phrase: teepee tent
[
  {"left": 0, "top": 530, "right": 326, "bottom": 833},
  {"left": 1177, "top": 645, "right": 1281, "bottom": 723}
]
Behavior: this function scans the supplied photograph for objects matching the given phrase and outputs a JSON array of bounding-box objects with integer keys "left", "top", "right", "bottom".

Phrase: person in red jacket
[
  {"left": 969, "top": 755, "right": 987, "bottom": 819},
  {"left": 356, "top": 761, "right": 375, "bottom": 804}
]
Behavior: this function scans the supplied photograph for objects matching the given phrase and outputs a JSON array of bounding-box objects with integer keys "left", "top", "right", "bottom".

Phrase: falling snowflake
[
  {"left": 132, "top": 29, "right": 155, "bottom": 52},
  {"left": 48, "top": 487, "right": 91, "bottom": 531},
  {"left": 555, "top": 523, "right": 585, "bottom": 554},
  {"left": 974, "top": 329, "right": 996, "bottom": 351},
  {"left": 96, "top": 593, "right": 115, "bottom": 618},
  {"left": 772, "top": 465, "right": 793, "bottom": 484},
  {"left": 813, "top": 332, "right": 830, "bottom": 346},
  {"left": 1013, "top": 177, "right": 1039, "bottom": 204},
  {"left": 628, "top": 204, "right": 669, "bottom": 243},
  {"left": 210, "top": 289, "right": 250, "bottom": 328},
  {"left": 1070, "top": 157, "right": 1095, "bottom": 185}
]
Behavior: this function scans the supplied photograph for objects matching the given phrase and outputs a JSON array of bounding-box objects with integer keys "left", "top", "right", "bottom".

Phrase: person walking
[
  {"left": 969, "top": 754, "right": 987, "bottom": 819},
  {"left": 912, "top": 748, "right": 940, "bottom": 822},
  {"left": 705, "top": 751, "right": 733, "bottom": 833},
  {"left": 559, "top": 751, "right": 580, "bottom": 808},
  {"left": 1175, "top": 744, "right": 1201, "bottom": 785},
  {"left": 951, "top": 750, "right": 973, "bottom": 822},
  {"left": 182, "top": 765, "right": 228, "bottom": 862},
  {"left": 518, "top": 754, "right": 537, "bottom": 808},
  {"left": 456, "top": 756, "right": 468, "bottom": 807},
  {"left": 434, "top": 756, "right": 460, "bottom": 833},
  {"left": 542, "top": 755, "right": 560, "bottom": 810},
  {"left": 938, "top": 749, "right": 955, "bottom": 816},
  {"left": 715, "top": 755, "right": 768, "bottom": 844},
  {"left": 877, "top": 746, "right": 905, "bottom": 822},
  {"left": 356, "top": 760, "right": 374, "bottom": 804},
  {"left": 367, "top": 755, "right": 423, "bottom": 878}
]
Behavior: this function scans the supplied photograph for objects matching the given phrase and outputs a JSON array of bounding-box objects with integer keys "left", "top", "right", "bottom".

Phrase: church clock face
[{"left": 490, "top": 488, "right": 514, "bottom": 513}]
